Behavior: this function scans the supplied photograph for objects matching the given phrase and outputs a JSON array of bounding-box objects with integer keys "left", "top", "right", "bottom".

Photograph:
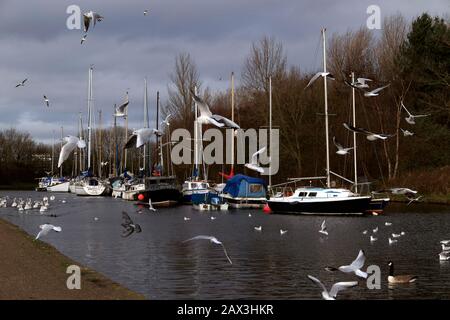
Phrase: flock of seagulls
[{"left": 0, "top": 195, "right": 62, "bottom": 215}]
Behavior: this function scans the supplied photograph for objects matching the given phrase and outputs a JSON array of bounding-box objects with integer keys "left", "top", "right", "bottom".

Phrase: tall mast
[
  {"left": 231, "top": 72, "right": 235, "bottom": 173},
  {"left": 143, "top": 78, "right": 149, "bottom": 172},
  {"left": 113, "top": 104, "right": 118, "bottom": 176},
  {"left": 351, "top": 72, "right": 358, "bottom": 193},
  {"left": 87, "top": 66, "right": 93, "bottom": 170},
  {"left": 60, "top": 126, "right": 63, "bottom": 177},
  {"left": 269, "top": 76, "right": 272, "bottom": 189},
  {"left": 98, "top": 110, "right": 102, "bottom": 178},
  {"left": 322, "top": 28, "right": 331, "bottom": 188},
  {"left": 157, "top": 91, "right": 163, "bottom": 175},
  {"left": 79, "top": 113, "right": 83, "bottom": 172},
  {"left": 124, "top": 91, "right": 129, "bottom": 170},
  {"left": 193, "top": 86, "right": 199, "bottom": 180},
  {"left": 51, "top": 130, "right": 55, "bottom": 175}
]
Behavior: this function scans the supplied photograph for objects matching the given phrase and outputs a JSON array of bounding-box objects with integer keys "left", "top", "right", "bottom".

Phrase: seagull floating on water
[
  {"left": 370, "top": 235, "right": 377, "bottom": 242},
  {"left": 385, "top": 222, "right": 392, "bottom": 226},
  {"left": 389, "top": 238, "right": 398, "bottom": 245},
  {"left": 183, "top": 235, "right": 233, "bottom": 265},
  {"left": 307, "top": 275, "right": 358, "bottom": 300},
  {"left": 254, "top": 226, "right": 262, "bottom": 232},
  {"left": 280, "top": 229, "right": 288, "bottom": 235}
]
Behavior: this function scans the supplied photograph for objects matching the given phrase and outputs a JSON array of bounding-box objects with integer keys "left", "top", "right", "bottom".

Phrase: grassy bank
[{"left": 0, "top": 218, "right": 144, "bottom": 300}]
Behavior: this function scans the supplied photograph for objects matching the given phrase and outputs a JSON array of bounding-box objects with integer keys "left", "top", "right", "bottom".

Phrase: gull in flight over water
[
  {"left": 245, "top": 147, "right": 267, "bottom": 174},
  {"left": 307, "top": 275, "right": 358, "bottom": 300},
  {"left": 343, "top": 123, "right": 393, "bottom": 141},
  {"left": 35, "top": 224, "right": 62, "bottom": 240},
  {"left": 191, "top": 90, "right": 240, "bottom": 129},
  {"left": 58, "top": 136, "right": 86, "bottom": 167},
  {"left": 401, "top": 101, "right": 430, "bottom": 125},
  {"left": 305, "top": 72, "right": 335, "bottom": 89},
  {"left": 364, "top": 84, "right": 390, "bottom": 97},
  {"left": 333, "top": 136, "right": 353, "bottom": 155},
  {"left": 15, "top": 79, "right": 27, "bottom": 87},
  {"left": 148, "top": 199, "right": 156, "bottom": 212},
  {"left": 124, "top": 128, "right": 163, "bottom": 149},
  {"left": 378, "top": 188, "right": 417, "bottom": 195},
  {"left": 183, "top": 235, "right": 233, "bottom": 265},
  {"left": 80, "top": 34, "right": 87, "bottom": 44},
  {"left": 83, "top": 11, "right": 104, "bottom": 33},
  {"left": 325, "top": 250, "right": 368, "bottom": 279},
  {"left": 43, "top": 95, "right": 50, "bottom": 107},
  {"left": 144, "top": 9, "right": 150, "bottom": 15},
  {"left": 319, "top": 220, "right": 328, "bottom": 235},
  {"left": 406, "top": 194, "right": 422, "bottom": 205},
  {"left": 121, "top": 211, "right": 142, "bottom": 237},
  {"left": 160, "top": 114, "right": 171, "bottom": 127}
]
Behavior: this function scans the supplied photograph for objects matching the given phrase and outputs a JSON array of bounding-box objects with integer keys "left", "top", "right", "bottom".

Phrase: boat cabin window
[
  {"left": 201, "top": 183, "right": 208, "bottom": 189},
  {"left": 308, "top": 192, "right": 317, "bottom": 197},
  {"left": 183, "top": 183, "right": 189, "bottom": 189},
  {"left": 249, "top": 184, "right": 262, "bottom": 193},
  {"left": 298, "top": 192, "right": 307, "bottom": 197}
]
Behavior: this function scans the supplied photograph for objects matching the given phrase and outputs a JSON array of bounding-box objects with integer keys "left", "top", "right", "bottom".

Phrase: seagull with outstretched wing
[
  {"left": 401, "top": 101, "right": 430, "bottom": 125},
  {"left": 183, "top": 235, "right": 233, "bottom": 265},
  {"left": 58, "top": 135, "right": 86, "bottom": 167},
  {"left": 343, "top": 123, "right": 394, "bottom": 141},
  {"left": 124, "top": 128, "right": 163, "bottom": 149},
  {"left": 307, "top": 275, "right": 358, "bottom": 300},
  {"left": 333, "top": 136, "right": 353, "bottom": 155},
  {"left": 121, "top": 211, "right": 142, "bottom": 237},
  {"left": 245, "top": 147, "right": 267, "bottom": 174},
  {"left": 15, "top": 79, "right": 27, "bottom": 87},
  {"left": 83, "top": 11, "right": 104, "bottom": 33}
]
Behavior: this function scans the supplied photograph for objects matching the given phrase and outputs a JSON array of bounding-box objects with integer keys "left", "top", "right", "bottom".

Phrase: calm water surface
[{"left": 1, "top": 190, "right": 450, "bottom": 299}]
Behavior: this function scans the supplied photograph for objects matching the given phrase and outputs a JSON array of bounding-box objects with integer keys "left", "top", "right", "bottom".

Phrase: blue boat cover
[{"left": 223, "top": 174, "right": 267, "bottom": 198}]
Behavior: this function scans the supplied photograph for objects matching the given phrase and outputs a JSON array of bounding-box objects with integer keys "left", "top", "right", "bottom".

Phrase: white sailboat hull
[{"left": 47, "top": 181, "right": 70, "bottom": 192}]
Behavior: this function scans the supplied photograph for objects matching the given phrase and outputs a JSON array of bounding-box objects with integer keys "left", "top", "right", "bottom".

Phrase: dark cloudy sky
[{"left": 0, "top": 0, "right": 447, "bottom": 143}]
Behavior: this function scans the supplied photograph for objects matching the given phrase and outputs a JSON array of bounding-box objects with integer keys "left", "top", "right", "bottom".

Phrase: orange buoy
[
  {"left": 263, "top": 203, "right": 271, "bottom": 213},
  {"left": 138, "top": 194, "right": 145, "bottom": 201}
]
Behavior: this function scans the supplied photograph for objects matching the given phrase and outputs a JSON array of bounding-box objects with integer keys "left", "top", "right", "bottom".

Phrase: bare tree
[{"left": 242, "top": 36, "right": 287, "bottom": 93}]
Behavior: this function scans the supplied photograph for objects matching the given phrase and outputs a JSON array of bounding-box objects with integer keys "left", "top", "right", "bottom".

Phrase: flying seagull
[
  {"left": 121, "top": 211, "right": 142, "bottom": 237},
  {"left": 406, "top": 194, "right": 422, "bottom": 205},
  {"left": 191, "top": 90, "right": 240, "bottom": 129},
  {"left": 124, "top": 128, "right": 163, "bottom": 149},
  {"left": 401, "top": 101, "right": 429, "bottom": 125},
  {"left": 307, "top": 275, "right": 358, "bottom": 300},
  {"left": 83, "top": 11, "right": 104, "bottom": 33},
  {"left": 144, "top": 10, "right": 150, "bottom": 15},
  {"left": 148, "top": 199, "right": 156, "bottom": 212},
  {"left": 35, "top": 224, "right": 62, "bottom": 240},
  {"left": 43, "top": 95, "right": 50, "bottom": 107},
  {"left": 245, "top": 146, "right": 267, "bottom": 174},
  {"left": 355, "top": 78, "right": 372, "bottom": 89},
  {"left": 343, "top": 123, "right": 393, "bottom": 141},
  {"left": 364, "top": 84, "right": 390, "bottom": 97},
  {"left": 305, "top": 72, "right": 335, "bottom": 89},
  {"left": 379, "top": 188, "right": 418, "bottom": 195},
  {"left": 160, "top": 114, "right": 171, "bottom": 127},
  {"left": 325, "top": 250, "right": 368, "bottom": 279},
  {"left": 15, "top": 79, "right": 27, "bottom": 87},
  {"left": 319, "top": 220, "right": 328, "bottom": 235},
  {"left": 58, "top": 136, "right": 86, "bottom": 167},
  {"left": 183, "top": 235, "right": 233, "bottom": 265},
  {"left": 333, "top": 136, "right": 353, "bottom": 155},
  {"left": 401, "top": 128, "right": 414, "bottom": 137},
  {"left": 114, "top": 99, "right": 129, "bottom": 117},
  {"left": 80, "top": 34, "right": 87, "bottom": 44}
]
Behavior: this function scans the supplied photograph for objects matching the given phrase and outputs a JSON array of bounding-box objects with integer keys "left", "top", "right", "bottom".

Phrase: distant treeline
[{"left": 0, "top": 13, "right": 448, "bottom": 195}]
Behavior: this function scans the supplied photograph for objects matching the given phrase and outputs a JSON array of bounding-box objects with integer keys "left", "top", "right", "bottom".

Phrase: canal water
[{"left": 1, "top": 190, "right": 450, "bottom": 299}]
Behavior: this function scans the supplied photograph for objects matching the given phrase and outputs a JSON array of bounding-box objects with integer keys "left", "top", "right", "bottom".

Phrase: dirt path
[{"left": 0, "top": 218, "right": 144, "bottom": 300}]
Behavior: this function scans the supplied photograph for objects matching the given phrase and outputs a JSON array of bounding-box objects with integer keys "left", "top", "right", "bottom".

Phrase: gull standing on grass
[
  {"left": 191, "top": 90, "right": 240, "bottom": 129},
  {"left": 325, "top": 250, "right": 368, "bottom": 278},
  {"left": 35, "top": 224, "right": 62, "bottom": 240},
  {"left": 58, "top": 136, "right": 86, "bottom": 167},
  {"left": 401, "top": 101, "right": 430, "bottom": 125},
  {"left": 183, "top": 235, "right": 233, "bottom": 265},
  {"left": 307, "top": 275, "right": 358, "bottom": 300},
  {"left": 245, "top": 147, "right": 267, "bottom": 174}
]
